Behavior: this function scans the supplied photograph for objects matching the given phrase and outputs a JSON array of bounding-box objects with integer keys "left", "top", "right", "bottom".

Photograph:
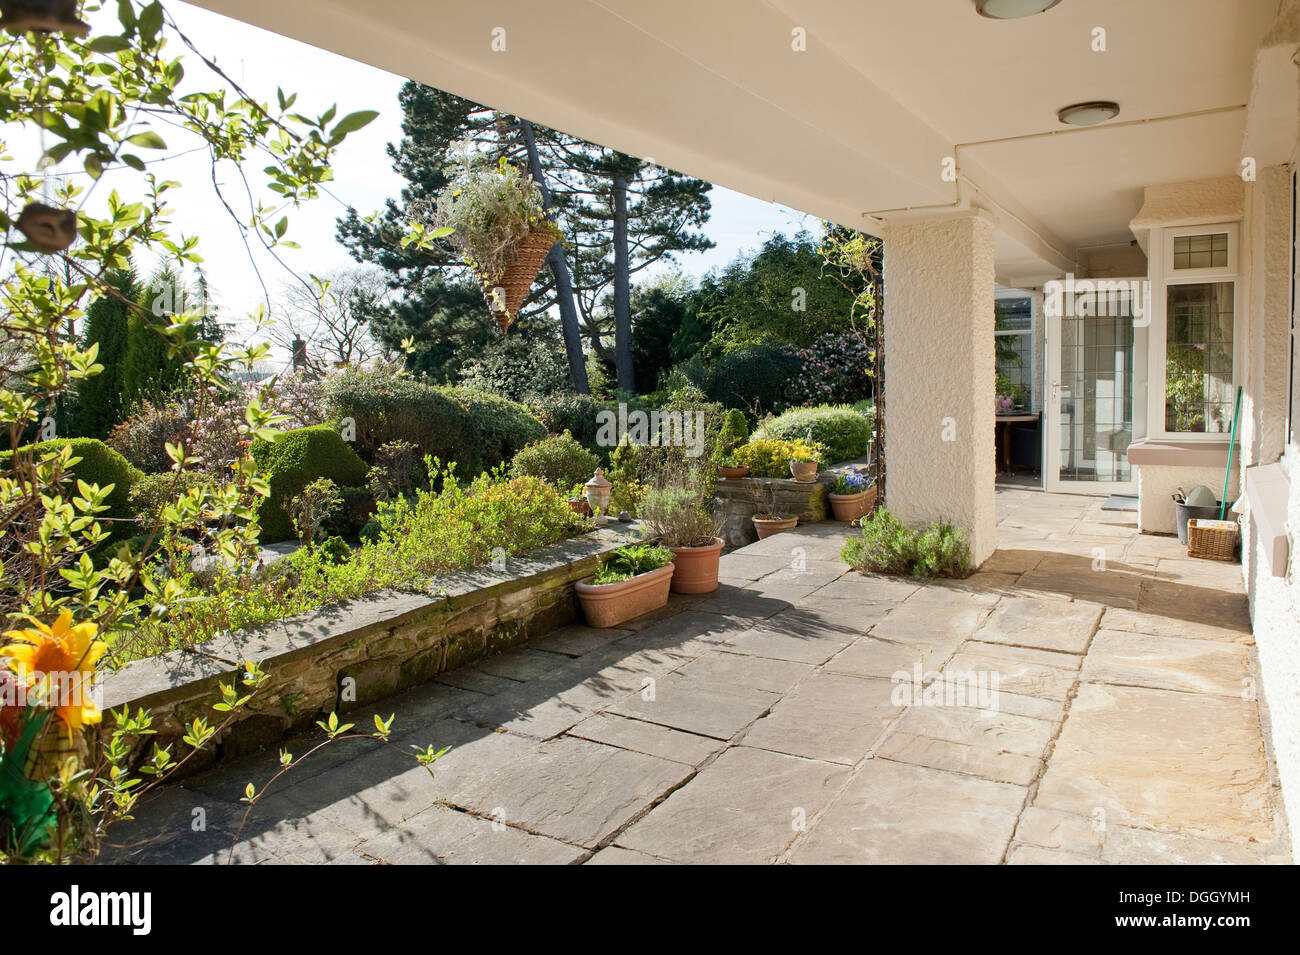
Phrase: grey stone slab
[
  {"left": 742, "top": 672, "right": 901, "bottom": 764},
  {"left": 1100, "top": 825, "right": 1273, "bottom": 865},
  {"left": 824, "top": 637, "right": 950, "bottom": 681},
  {"left": 868, "top": 588, "right": 996, "bottom": 647},
  {"left": 788, "top": 758, "right": 1026, "bottom": 865},
  {"left": 351, "top": 805, "right": 585, "bottom": 864},
  {"left": 607, "top": 671, "right": 780, "bottom": 740},
  {"left": 1097, "top": 607, "right": 1251, "bottom": 643},
  {"left": 1137, "top": 578, "right": 1251, "bottom": 631},
  {"left": 1005, "top": 844, "right": 1102, "bottom": 865},
  {"left": 974, "top": 597, "right": 1102, "bottom": 654},
  {"left": 435, "top": 667, "right": 522, "bottom": 696},
  {"left": 528, "top": 623, "right": 634, "bottom": 657},
  {"left": 473, "top": 648, "right": 571, "bottom": 682},
  {"left": 617, "top": 746, "right": 849, "bottom": 864},
  {"left": 566, "top": 711, "right": 722, "bottom": 766},
  {"left": 690, "top": 584, "right": 790, "bottom": 621},
  {"left": 806, "top": 574, "right": 920, "bottom": 603},
  {"left": 584, "top": 846, "right": 671, "bottom": 864},
  {"left": 674, "top": 650, "right": 814, "bottom": 694},
  {"left": 721, "top": 621, "right": 855, "bottom": 666},
  {"left": 1033, "top": 683, "right": 1274, "bottom": 843},
  {"left": 1082, "top": 629, "right": 1252, "bottom": 698},
  {"left": 945, "top": 645, "right": 1078, "bottom": 702},
  {"left": 444, "top": 735, "right": 691, "bottom": 848},
  {"left": 615, "top": 609, "right": 751, "bottom": 657},
  {"left": 875, "top": 704, "right": 1054, "bottom": 786}
]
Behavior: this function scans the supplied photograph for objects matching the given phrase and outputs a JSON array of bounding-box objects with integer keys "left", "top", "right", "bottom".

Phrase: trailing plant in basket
[{"left": 424, "top": 141, "right": 563, "bottom": 323}]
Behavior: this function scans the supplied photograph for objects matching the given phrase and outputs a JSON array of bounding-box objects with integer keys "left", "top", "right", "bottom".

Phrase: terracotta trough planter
[
  {"left": 575, "top": 562, "right": 675, "bottom": 628},
  {"left": 719, "top": 465, "right": 750, "bottom": 480},
  {"left": 829, "top": 486, "right": 877, "bottom": 522},
  {"left": 666, "top": 537, "right": 725, "bottom": 594},
  {"left": 752, "top": 516, "right": 798, "bottom": 539}
]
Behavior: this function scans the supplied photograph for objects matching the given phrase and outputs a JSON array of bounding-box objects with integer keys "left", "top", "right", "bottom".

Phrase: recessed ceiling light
[
  {"left": 976, "top": 0, "right": 1062, "bottom": 19},
  {"left": 1057, "top": 101, "right": 1121, "bottom": 126}
]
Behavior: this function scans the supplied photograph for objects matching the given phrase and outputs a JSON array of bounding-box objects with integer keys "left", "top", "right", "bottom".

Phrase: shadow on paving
[{"left": 100, "top": 581, "right": 835, "bottom": 865}]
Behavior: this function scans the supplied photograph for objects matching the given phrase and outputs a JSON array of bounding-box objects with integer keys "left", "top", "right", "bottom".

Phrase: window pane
[
  {"left": 1165, "top": 282, "right": 1234, "bottom": 432},
  {"left": 1171, "top": 232, "right": 1229, "bottom": 269}
]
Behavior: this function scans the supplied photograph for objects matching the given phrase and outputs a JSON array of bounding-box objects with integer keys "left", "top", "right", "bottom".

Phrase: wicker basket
[
  {"left": 1187, "top": 518, "right": 1238, "bottom": 561},
  {"left": 485, "top": 233, "right": 555, "bottom": 332}
]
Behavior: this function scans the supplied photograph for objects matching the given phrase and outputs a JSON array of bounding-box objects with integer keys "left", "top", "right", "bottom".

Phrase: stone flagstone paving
[{"left": 106, "top": 489, "right": 1292, "bottom": 865}]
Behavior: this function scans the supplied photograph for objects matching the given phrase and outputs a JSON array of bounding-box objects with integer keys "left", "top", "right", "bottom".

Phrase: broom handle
[{"left": 1219, "top": 385, "right": 1243, "bottom": 520}]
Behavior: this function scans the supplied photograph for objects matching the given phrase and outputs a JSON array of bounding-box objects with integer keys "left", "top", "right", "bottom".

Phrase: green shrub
[
  {"left": 753, "top": 404, "right": 872, "bottom": 464},
  {"left": 1, "top": 438, "right": 143, "bottom": 545},
  {"left": 129, "top": 469, "right": 211, "bottom": 533},
  {"left": 126, "top": 467, "right": 584, "bottom": 657},
  {"left": 325, "top": 364, "right": 545, "bottom": 476},
  {"left": 732, "top": 438, "right": 825, "bottom": 477},
  {"left": 704, "top": 344, "right": 800, "bottom": 417},
  {"left": 527, "top": 393, "right": 610, "bottom": 450},
  {"left": 593, "top": 543, "right": 675, "bottom": 585},
  {"left": 841, "top": 509, "right": 971, "bottom": 579},
  {"left": 510, "top": 431, "right": 599, "bottom": 490},
  {"left": 251, "top": 425, "right": 368, "bottom": 543},
  {"left": 105, "top": 398, "right": 190, "bottom": 474},
  {"left": 606, "top": 435, "right": 646, "bottom": 515},
  {"left": 714, "top": 408, "right": 750, "bottom": 463}
]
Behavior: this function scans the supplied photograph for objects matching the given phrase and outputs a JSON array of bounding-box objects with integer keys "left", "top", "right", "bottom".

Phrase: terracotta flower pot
[
  {"left": 666, "top": 537, "right": 724, "bottom": 593},
  {"left": 829, "top": 485, "right": 877, "bottom": 522},
  {"left": 752, "top": 516, "right": 798, "bottom": 539},
  {"left": 568, "top": 498, "right": 592, "bottom": 517},
  {"left": 575, "top": 562, "right": 675, "bottom": 628},
  {"left": 789, "top": 460, "right": 818, "bottom": 483},
  {"left": 719, "top": 465, "right": 750, "bottom": 480}
]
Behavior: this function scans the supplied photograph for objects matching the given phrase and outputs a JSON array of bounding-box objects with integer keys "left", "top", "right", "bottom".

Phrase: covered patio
[
  {"left": 107, "top": 489, "right": 1288, "bottom": 865},
  {"left": 176, "top": 0, "right": 1300, "bottom": 861}
]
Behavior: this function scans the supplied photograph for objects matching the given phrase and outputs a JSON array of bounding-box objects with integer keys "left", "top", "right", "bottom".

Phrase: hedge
[
  {"left": 752, "top": 404, "right": 873, "bottom": 464},
  {"left": 251, "top": 425, "right": 369, "bottom": 542},
  {"left": 325, "top": 370, "right": 545, "bottom": 477},
  {"left": 0, "top": 438, "right": 143, "bottom": 545}
]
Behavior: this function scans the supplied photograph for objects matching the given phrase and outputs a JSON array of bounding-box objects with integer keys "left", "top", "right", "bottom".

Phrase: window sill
[
  {"left": 1245, "top": 462, "right": 1291, "bottom": 578},
  {"left": 1126, "top": 439, "right": 1235, "bottom": 468}
]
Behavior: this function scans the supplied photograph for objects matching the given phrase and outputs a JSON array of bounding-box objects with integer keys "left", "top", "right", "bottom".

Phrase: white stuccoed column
[{"left": 882, "top": 213, "right": 997, "bottom": 565}]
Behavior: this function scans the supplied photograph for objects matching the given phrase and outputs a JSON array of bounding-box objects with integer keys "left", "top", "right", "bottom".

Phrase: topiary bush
[
  {"left": 510, "top": 431, "right": 599, "bottom": 490},
  {"left": 325, "top": 364, "right": 545, "bottom": 477},
  {"left": 841, "top": 508, "right": 971, "bottom": 579},
  {"left": 752, "top": 404, "right": 872, "bottom": 464},
  {"left": 251, "top": 425, "right": 368, "bottom": 543},
  {"left": 0, "top": 438, "right": 143, "bottom": 546},
  {"left": 714, "top": 408, "right": 750, "bottom": 463}
]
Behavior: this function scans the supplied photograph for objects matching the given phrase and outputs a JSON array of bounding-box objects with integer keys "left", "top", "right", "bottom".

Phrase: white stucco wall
[
  {"left": 882, "top": 214, "right": 997, "bottom": 565},
  {"left": 1135, "top": 464, "right": 1240, "bottom": 535}
]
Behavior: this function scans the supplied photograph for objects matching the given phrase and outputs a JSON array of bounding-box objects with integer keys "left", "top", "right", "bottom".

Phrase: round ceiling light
[
  {"left": 975, "top": 0, "right": 1062, "bottom": 18},
  {"left": 1057, "top": 101, "right": 1121, "bottom": 126}
]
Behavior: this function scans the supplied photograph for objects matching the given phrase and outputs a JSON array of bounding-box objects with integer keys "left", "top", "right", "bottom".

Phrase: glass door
[{"left": 1045, "top": 282, "right": 1147, "bottom": 494}]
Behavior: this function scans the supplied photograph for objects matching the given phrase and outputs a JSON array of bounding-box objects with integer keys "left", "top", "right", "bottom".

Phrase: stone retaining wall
[
  {"left": 101, "top": 529, "right": 632, "bottom": 772},
  {"left": 714, "top": 477, "right": 829, "bottom": 547}
]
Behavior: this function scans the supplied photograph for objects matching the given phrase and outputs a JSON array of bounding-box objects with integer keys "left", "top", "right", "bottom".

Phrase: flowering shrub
[
  {"left": 106, "top": 398, "right": 190, "bottom": 473},
  {"left": 789, "top": 332, "right": 874, "bottom": 406},
  {"left": 732, "top": 438, "right": 826, "bottom": 477}
]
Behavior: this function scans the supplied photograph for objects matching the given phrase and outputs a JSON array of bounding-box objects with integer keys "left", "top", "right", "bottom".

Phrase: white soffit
[{"left": 190, "top": 0, "right": 1276, "bottom": 279}]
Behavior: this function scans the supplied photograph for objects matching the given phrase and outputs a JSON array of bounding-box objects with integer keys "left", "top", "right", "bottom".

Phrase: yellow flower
[{"left": 1, "top": 610, "right": 106, "bottom": 736}]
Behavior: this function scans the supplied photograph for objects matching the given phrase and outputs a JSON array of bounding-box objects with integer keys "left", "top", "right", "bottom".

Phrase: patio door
[{"left": 1044, "top": 280, "right": 1148, "bottom": 494}]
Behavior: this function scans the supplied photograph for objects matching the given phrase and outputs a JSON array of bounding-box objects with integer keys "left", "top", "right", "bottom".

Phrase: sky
[{"left": 4, "top": 1, "right": 813, "bottom": 360}]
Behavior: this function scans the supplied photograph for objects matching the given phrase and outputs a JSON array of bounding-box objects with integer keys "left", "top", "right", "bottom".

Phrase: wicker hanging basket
[{"left": 484, "top": 232, "right": 555, "bottom": 332}]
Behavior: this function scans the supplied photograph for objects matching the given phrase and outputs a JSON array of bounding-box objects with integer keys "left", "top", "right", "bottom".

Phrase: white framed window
[
  {"left": 995, "top": 295, "right": 1034, "bottom": 410},
  {"left": 1148, "top": 222, "right": 1242, "bottom": 438}
]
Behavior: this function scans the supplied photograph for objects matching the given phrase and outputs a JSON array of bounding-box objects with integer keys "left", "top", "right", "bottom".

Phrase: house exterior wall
[{"left": 882, "top": 214, "right": 998, "bottom": 565}]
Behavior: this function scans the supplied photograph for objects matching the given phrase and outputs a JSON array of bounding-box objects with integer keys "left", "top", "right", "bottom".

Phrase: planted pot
[
  {"left": 752, "top": 516, "right": 798, "bottom": 539},
  {"left": 575, "top": 563, "right": 675, "bottom": 628},
  {"left": 666, "top": 537, "right": 724, "bottom": 594},
  {"left": 719, "top": 465, "right": 750, "bottom": 480},
  {"left": 829, "top": 485, "right": 878, "bottom": 522},
  {"left": 789, "top": 460, "right": 818, "bottom": 483},
  {"left": 567, "top": 498, "right": 592, "bottom": 517}
]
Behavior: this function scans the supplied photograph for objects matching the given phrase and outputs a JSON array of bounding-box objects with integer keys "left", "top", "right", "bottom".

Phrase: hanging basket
[{"left": 484, "top": 232, "right": 555, "bottom": 332}]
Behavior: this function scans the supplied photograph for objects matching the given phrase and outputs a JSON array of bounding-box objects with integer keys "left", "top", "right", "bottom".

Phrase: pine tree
[
  {"left": 74, "top": 269, "right": 138, "bottom": 438},
  {"left": 119, "top": 264, "right": 189, "bottom": 408}
]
